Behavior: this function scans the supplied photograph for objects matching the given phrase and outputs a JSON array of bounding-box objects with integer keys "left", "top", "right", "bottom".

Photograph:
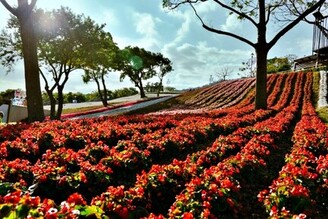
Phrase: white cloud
[
  {"left": 99, "top": 9, "right": 119, "bottom": 28},
  {"left": 131, "top": 12, "right": 162, "bottom": 50},
  {"left": 134, "top": 13, "right": 159, "bottom": 37},
  {"left": 221, "top": 14, "right": 243, "bottom": 32},
  {"left": 162, "top": 41, "right": 251, "bottom": 89}
]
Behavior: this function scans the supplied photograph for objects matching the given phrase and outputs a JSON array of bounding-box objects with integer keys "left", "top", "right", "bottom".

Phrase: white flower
[
  {"left": 71, "top": 209, "right": 80, "bottom": 215},
  {"left": 47, "top": 208, "right": 58, "bottom": 214},
  {"left": 60, "top": 201, "right": 70, "bottom": 209}
]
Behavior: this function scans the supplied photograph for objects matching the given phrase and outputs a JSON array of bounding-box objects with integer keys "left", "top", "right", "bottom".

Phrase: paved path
[
  {"left": 44, "top": 93, "right": 176, "bottom": 110},
  {"left": 69, "top": 95, "right": 176, "bottom": 119}
]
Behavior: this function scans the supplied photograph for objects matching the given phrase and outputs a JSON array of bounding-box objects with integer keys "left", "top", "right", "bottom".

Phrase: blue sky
[{"left": 0, "top": 0, "right": 315, "bottom": 93}]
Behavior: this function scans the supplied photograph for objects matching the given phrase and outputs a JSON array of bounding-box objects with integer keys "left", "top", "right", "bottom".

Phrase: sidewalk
[
  {"left": 58, "top": 93, "right": 179, "bottom": 119},
  {"left": 44, "top": 93, "right": 176, "bottom": 110},
  {"left": 66, "top": 95, "right": 176, "bottom": 120}
]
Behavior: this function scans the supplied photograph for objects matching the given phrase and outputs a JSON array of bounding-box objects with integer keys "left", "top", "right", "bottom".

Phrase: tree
[
  {"left": 65, "top": 92, "right": 86, "bottom": 103},
  {"left": 35, "top": 7, "right": 95, "bottom": 119},
  {"left": 82, "top": 25, "right": 119, "bottom": 107},
  {"left": 154, "top": 53, "right": 173, "bottom": 97},
  {"left": 118, "top": 46, "right": 171, "bottom": 98},
  {"left": 163, "top": 0, "right": 326, "bottom": 109},
  {"left": 217, "top": 66, "right": 233, "bottom": 81},
  {"left": 165, "top": 86, "right": 177, "bottom": 92},
  {"left": 0, "top": 0, "right": 45, "bottom": 122},
  {"left": 267, "top": 56, "right": 291, "bottom": 73},
  {"left": 1, "top": 7, "right": 106, "bottom": 119},
  {"left": 0, "top": 89, "right": 15, "bottom": 105},
  {"left": 239, "top": 52, "right": 256, "bottom": 78}
]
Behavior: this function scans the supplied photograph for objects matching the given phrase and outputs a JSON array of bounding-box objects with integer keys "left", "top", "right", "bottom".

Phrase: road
[
  {"left": 69, "top": 95, "right": 176, "bottom": 119},
  {"left": 43, "top": 93, "right": 179, "bottom": 119},
  {"left": 44, "top": 93, "right": 177, "bottom": 110}
]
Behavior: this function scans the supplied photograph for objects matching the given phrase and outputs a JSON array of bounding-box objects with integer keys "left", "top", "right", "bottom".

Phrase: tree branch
[
  {"left": 166, "top": 0, "right": 200, "bottom": 9},
  {"left": 24, "top": 0, "right": 37, "bottom": 15},
  {"left": 29, "top": 0, "right": 37, "bottom": 11},
  {"left": 268, "top": 0, "right": 326, "bottom": 50},
  {"left": 266, "top": 2, "right": 284, "bottom": 25},
  {"left": 0, "top": 0, "right": 18, "bottom": 16},
  {"left": 189, "top": 3, "right": 255, "bottom": 48},
  {"left": 39, "top": 68, "right": 49, "bottom": 90},
  {"left": 213, "top": 0, "right": 257, "bottom": 27}
]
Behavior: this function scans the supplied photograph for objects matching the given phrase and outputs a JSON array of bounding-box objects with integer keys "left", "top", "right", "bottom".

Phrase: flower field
[{"left": 0, "top": 71, "right": 327, "bottom": 218}]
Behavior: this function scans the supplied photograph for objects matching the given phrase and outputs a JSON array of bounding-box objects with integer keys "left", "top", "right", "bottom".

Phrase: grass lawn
[{"left": 61, "top": 105, "right": 105, "bottom": 114}]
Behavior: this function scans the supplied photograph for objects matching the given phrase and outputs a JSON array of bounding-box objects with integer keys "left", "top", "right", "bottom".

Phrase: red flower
[
  {"left": 290, "top": 185, "right": 309, "bottom": 197},
  {"left": 24, "top": 195, "right": 41, "bottom": 208},
  {"left": 117, "top": 206, "right": 129, "bottom": 219},
  {"left": 67, "top": 193, "right": 86, "bottom": 205},
  {"left": 220, "top": 178, "right": 234, "bottom": 189},
  {"left": 183, "top": 212, "right": 194, "bottom": 219},
  {"left": 3, "top": 190, "right": 21, "bottom": 205}
]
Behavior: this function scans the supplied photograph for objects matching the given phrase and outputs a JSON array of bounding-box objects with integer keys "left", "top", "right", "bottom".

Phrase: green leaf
[
  {"left": 0, "top": 204, "right": 12, "bottom": 218},
  {"left": 0, "top": 182, "right": 14, "bottom": 196},
  {"left": 17, "top": 204, "right": 30, "bottom": 218},
  {"left": 77, "top": 205, "right": 104, "bottom": 217},
  {"left": 3, "top": 211, "right": 17, "bottom": 219}
]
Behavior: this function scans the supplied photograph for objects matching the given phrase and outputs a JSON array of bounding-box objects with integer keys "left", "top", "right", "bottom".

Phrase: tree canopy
[
  {"left": 0, "top": 6, "right": 115, "bottom": 119},
  {"left": 267, "top": 56, "right": 292, "bottom": 74},
  {"left": 82, "top": 22, "right": 119, "bottom": 107},
  {"left": 118, "top": 46, "right": 173, "bottom": 98}
]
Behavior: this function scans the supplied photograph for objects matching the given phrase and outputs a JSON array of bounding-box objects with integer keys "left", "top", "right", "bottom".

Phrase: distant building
[
  {"left": 12, "top": 89, "right": 27, "bottom": 106},
  {"left": 294, "top": 11, "right": 328, "bottom": 70}
]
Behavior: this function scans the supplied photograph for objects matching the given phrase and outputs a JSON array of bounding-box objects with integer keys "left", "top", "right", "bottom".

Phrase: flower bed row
[
  {"left": 161, "top": 71, "right": 305, "bottom": 218},
  {"left": 258, "top": 72, "right": 328, "bottom": 218},
  {"left": 202, "top": 78, "right": 255, "bottom": 109},
  {"left": 1, "top": 71, "right": 326, "bottom": 219},
  {"left": 184, "top": 79, "right": 242, "bottom": 106},
  {"left": 78, "top": 72, "right": 305, "bottom": 218}
]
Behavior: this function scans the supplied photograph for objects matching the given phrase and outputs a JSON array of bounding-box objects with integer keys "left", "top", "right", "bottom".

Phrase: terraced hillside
[{"left": 0, "top": 71, "right": 327, "bottom": 218}]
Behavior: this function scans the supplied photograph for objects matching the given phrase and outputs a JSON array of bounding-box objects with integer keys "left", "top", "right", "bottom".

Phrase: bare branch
[
  {"left": 0, "top": 0, "right": 18, "bottom": 16},
  {"left": 213, "top": 0, "right": 257, "bottom": 27},
  {"left": 266, "top": 2, "right": 285, "bottom": 25},
  {"left": 189, "top": 3, "right": 255, "bottom": 48},
  {"left": 166, "top": 0, "right": 200, "bottom": 9},
  {"left": 268, "top": 0, "right": 326, "bottom": 50}
]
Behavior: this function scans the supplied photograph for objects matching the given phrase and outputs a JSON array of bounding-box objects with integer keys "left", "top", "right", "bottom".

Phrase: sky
[{"left": 0, "top": 0, "right": 317, "bottom": 94}]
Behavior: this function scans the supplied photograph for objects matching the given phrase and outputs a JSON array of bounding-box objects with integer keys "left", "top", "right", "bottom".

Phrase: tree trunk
[
  {"left": 139, "top": 79, "right": 146, "bottom": 98},
  {"left": 255, "top": 0, "right": 268, "bottom": 110},
  {"left": 255, "top": 48, "right": 268, "bottom": 110},
  {"left": 18, "top": 5, "right": 45, "bottom": 122},
  {"left": 55, "top": 86, "right": 64, "bottom": 120},
  {"left": 46, "top": 89, "right": 56, "bottom": 120},
  {"left": 101, "top": 73, "right": 108, "bottom": 107},
  {"left": 95, "top": 77, "right": 108, "bottom": 107},
  {"left": 157, "top": 80, "right": 163, "bottom": 97}
]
